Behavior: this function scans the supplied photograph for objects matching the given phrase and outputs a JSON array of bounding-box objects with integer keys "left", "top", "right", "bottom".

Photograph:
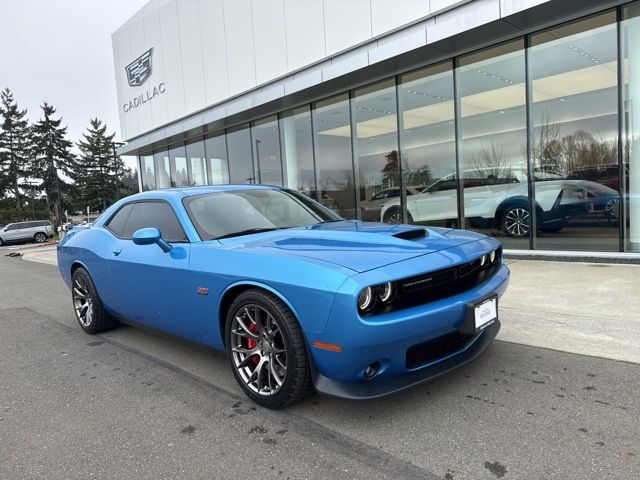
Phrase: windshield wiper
[{"left": 214, "top": 227, "right": 280, "bottom": 240}]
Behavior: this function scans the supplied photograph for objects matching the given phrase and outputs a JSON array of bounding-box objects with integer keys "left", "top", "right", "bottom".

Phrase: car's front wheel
[
  {"left": 225, "top": 289, "right": 313, "bottom": 408},
  {"left": 34, "top": 232, "right": 47, "bottom": 243},
  {"left": 71, "top": 268, "right": 118, "bottom": 334},
  {"left": 502, "top": 206, "right": 531, "bottom": 237}
]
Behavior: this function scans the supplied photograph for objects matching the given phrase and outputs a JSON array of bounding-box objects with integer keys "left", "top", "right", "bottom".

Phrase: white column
[
  {"left": 281, "top": 115, "right": 299, "bottom": 191},
  {"left": 628, "top": 10, "right": 640, "bottom": 249}
]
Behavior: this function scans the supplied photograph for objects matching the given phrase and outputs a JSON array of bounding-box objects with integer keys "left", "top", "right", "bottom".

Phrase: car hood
[{"left": 216, "top": 221, "right": 485, "bottom": 273}]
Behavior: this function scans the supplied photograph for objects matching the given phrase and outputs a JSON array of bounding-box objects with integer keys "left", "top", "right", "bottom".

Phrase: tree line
[{"left": 0, "top": 88, "right": 137, "bottom": 226}]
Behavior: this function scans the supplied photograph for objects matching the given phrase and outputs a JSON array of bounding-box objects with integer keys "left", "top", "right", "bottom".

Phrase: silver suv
[{"left": 0, "top": 220, "right": 55, "bottom": 246}]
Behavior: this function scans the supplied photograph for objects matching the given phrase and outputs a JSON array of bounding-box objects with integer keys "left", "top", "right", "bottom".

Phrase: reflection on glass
[
  {"left": 140, "top": 155, "right": 156, "bottom": 191},
  {"left": 353, "top": 79, "right": 399, "bottom": 223},
  {"left": 153, "top": 149, "right": 170, "bottom": 189},
  {"left": 623, "top": 3, "right": 640, "bottom": 252},
  {"left": 204, "top": 133, "right": 229, "bottom": 184},
  {"left": 227, "top": 126, "right": 255, "bottom": 184},
  {"left": 252, "top": 116, "right": 283, "bottom": 186},
  {"left": 312, "top": 94, "right": 356, "bottom": 218},
  {"left": 168, "top": 144, "right": 188, "bottom": 187},
  {"left": 391, "top": 62, "right": 457, "bottom": 227},
  {"left": 280, "top": 106, "right": 316, "bottom": 196},
  {"left": 457, "top": 40, "right": 529, "bottom": 248},
  {"left": 530, "top": 12, "right": 619, "bottom": 251},
  {"left": 186, "top": 139, "right": 207, "bottom": 186}
]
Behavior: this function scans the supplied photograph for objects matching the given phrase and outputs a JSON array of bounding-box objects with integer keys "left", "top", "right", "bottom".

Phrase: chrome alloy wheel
[
  {"left": 73, "top": 276, "right": 94, "bottom": 327},
  {"left": 387, "top": 211, "right": 402, "bottom": 223},
  {"left": 230, "top": 305, "right": 287, "bottom": 396},
  {"left": 504, "top": 207, "right": 530, "bottom": 237}
]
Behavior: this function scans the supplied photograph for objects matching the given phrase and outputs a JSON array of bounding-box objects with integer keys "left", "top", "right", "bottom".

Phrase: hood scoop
[{"left": 392, "top": 227, "right": 428, "bottom": 241}]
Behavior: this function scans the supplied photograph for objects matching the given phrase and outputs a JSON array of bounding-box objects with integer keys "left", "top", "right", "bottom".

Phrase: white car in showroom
[{"left": 380, "top": 169, "right": 612, "bottom": 237}]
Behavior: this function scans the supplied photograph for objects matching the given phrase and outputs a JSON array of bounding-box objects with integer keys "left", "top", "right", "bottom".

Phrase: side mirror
[{"left": 132, "top": 227, "right": 172, "bottom": 253}]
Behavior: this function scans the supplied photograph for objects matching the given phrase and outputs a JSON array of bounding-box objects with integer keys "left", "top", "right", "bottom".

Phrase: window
[
  {"left": 312, "top": 94, "right": 356, "bottom": 218},
  {"left": 186, "top": 139, "right": 207, "bottom": 186},
  {"left": 354, "top": 79, "right": 400, "bottom": 223},
  {"left": 154, "top": 149, "right": 170, "bottom": 189},
  {"left": 399, "top": 62, "right": 457, "bottom": 227},
  {"left": 183, "top": 188, "right": 339, "bottom": 240},
  {"left": 458, "top": 40, "right": 528, "bottom": 247},
  {"left": 204, "top": 133, "right": 229, "bottom": 184},
  {"left": 279, "top": 106, "right": 316, "bottom": 197},
  {"left": 5, "top": 224, "right": 18, "bottom": 231},
  {"left": 140, "top": 155, "right": 156, "bottom": 191},
  {"left": 106, "top": 203, "right": 134, "bottom": 236},
  {"left": 530, "top": 12, "right": 619, "bottom": 251},
  {"left": 227, "top": 125, "right": 255, "bottom": 184},
  {"left": 121, "top": 202, "right": 187, "bottom": 243},
  {"left": 252, "top": 116, "right": 283, "bottom": 186},
  {"left": 169, "top": 144, "right": 189, "bottom": 187}
]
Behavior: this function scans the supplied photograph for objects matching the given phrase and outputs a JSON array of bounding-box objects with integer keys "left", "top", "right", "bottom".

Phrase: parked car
[
  {"left": 0, "top": 220, "right": 54, "bottom": 246},
  {"left": 380, "top": 169, "right": 597, "bottom": 237},
  {"left": 360, "top": 186, "right": 423, "bottom": 221},
  {"left": 57, "top": 185, "right": 509, "bottom": 408}
]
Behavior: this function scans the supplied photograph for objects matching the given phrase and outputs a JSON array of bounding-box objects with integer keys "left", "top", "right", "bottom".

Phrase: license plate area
[
  {"left": 474, "top": 296, "right": 497, "bottom": 333},
  {"left": 459, "top": 293, "right": 498, "bottom": 336}
]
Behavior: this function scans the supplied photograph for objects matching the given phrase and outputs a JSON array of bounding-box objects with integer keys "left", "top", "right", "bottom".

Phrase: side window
[
  {"left": 5, "top": 224, "right": 17, "bottom": 231},
  {"left": 106, "top": 204, "right": 134, "bottom": 237},
  {"left": 121, "top": 202, "right": 187, "bottom": 243}
]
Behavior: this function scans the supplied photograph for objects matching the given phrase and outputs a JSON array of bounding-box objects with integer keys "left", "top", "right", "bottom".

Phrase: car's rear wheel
[
  {"left": 34, "top": 232, "right": 47, "bottom": 243},
  {"left": 225, "top": 288, "right": 313, "bottom": 408},
  {"left": 72, "top": 268, "right": 117, "bottom": 334},
  {"left": 383, "top": 207, "right": 413, "bottom": 224}
]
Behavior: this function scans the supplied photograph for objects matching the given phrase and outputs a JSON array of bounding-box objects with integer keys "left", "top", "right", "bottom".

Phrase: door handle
[{"left": 112, "top": 249, "right": 122, "bottom": 257}]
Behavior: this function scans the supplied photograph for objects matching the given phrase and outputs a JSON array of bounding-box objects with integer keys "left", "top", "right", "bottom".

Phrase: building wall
[{"left": 112, "top": 0, "right": 551, "bottom": 142}]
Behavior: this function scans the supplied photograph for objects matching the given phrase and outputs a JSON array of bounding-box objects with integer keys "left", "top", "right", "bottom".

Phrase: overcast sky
[{"left": 0, "top": 0, "right": 149, "bottom": 168}]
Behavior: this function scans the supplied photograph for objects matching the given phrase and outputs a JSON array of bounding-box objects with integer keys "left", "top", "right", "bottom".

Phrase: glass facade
[
  {"left": 138, "top": 4, "right": 640, "bottom": 252},
  {"left": 458, "top": 40, "right": 529, "bottom": 250},
  {"left": 252, "top": 116, "right": 283, "bottom": 186}
]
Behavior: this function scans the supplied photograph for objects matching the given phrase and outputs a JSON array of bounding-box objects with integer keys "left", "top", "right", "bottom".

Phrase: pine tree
[
  {"left": 0, "top": 88, "right": 32, "bottom": 219},
  {"left": 75, "top": 118, "right": 122, "bottom": 213},
  {"left": 30, "top": 102, "right": 76, "bottom": 227}
]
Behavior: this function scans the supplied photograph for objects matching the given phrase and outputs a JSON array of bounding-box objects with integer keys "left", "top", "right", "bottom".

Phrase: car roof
[{"left": 127, "top": 184, "right": 284, "bottom": 201}]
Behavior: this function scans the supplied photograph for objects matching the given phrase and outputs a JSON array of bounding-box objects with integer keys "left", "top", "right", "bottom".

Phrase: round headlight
[
  {"left": 358, "top": 287, "right": 375, "bottom": 312},
  {"left": 479, "top": 254, "right": 487, "bottom": 267},
  {"left": 378, "top": 282, "right": 395, "bottom": 303},
  {"left": 489, "top": 250, "right": 496, "bottom": 263}
]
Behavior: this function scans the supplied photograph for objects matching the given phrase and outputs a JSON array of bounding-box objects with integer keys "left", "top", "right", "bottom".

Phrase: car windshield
[{"left": 184, "top": 188, "right": 342, "bottom": 240}]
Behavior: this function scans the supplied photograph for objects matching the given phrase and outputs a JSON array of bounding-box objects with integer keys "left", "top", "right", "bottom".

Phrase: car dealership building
[{"left": 113, "top": 0, "right": 640, "bottom": 254}]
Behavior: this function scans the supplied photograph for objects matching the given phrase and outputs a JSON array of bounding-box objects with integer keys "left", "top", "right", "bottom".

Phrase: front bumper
[
  {"left": 306, "top": 251, "right": 509, "bottom": 399},
  {"left": 313, "top": 320, "right": 500, "bottom": 400}
]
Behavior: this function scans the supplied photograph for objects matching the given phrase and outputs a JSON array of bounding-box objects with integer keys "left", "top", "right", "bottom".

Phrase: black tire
[
  {"left": 71, "top": 268, "right": 118, "bottom": 334},
  {"left": 225, "top": 288, "right": 313, "bottom": 408},
  {"left": 383, "top": 207, "right": 413, "bottom": 224},
  {"left": 34, "top": 232, "right": 47, "bottom": 243},
  {"left": 0, "top": 238, "right": 4, "bottom": 246}
]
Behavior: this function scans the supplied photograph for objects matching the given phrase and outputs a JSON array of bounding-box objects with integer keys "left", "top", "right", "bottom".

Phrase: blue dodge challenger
[{"left": 57, "top": 185, "right": 509, "bottom": 408}]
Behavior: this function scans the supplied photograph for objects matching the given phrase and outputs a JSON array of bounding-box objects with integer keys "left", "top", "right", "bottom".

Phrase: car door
[{"left": 105, "top": 200, "right": 199, "bottom": 341}]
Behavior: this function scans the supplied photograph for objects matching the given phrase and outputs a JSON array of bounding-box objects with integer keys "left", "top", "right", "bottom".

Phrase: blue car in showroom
[{"left": 57, "top": 185, "right": 509, "bottom": 408}]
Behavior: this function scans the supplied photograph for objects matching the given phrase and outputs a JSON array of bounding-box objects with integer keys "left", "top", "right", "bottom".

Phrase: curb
[{"left": 504, "top": 249, "right": 640, "bottom": 265}]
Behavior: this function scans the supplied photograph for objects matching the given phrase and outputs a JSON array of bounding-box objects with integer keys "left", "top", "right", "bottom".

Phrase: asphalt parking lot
[{"left": 0, "top": 253, "right": 638, "bottom": 480}]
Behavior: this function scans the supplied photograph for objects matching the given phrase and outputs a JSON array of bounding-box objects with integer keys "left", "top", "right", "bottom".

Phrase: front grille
[
  {"left": 406, "top": 331, "right": 472, "bottom": 369},
  {"left": 379, "top": 247, "right": 502, "bottom": 314}
]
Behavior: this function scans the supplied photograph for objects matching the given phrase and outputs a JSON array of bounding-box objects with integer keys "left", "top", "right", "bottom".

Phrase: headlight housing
[
  {"left": 378, "top": 282, "right": 395, "bottom": 303},
  {"left": 358, "top": 286, "right": 376, "bottom": 312}
]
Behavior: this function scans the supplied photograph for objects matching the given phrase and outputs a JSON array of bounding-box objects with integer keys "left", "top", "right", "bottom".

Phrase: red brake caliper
[{"left": 246, "top": 322, "right": 260, "bottom": 366}]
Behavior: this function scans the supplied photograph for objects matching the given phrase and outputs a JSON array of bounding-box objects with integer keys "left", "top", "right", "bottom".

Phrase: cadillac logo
[{"left": 125, "top": 48, "right": 153, "bottom": 87}]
